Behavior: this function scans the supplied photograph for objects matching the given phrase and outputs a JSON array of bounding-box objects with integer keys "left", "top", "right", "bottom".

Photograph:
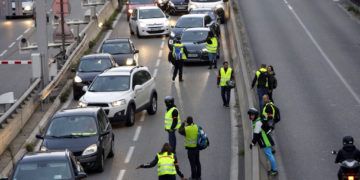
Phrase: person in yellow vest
[
  {"left": 205, "top": 31, "right": 218, "bottom": 69},
  {"left": 261, "top": 94, "right": 275, "bottom": 130},
  {"left": 137, "top": 143, "right": 187, "bottom": 180},
  {"left": 217, "top": 61, "right": 234, "bottom": 107},
  {"left": 179, "top": 116, "right": 202, "bottom": 180},
  {"left": 164, "top": 96, "right": 181, "bottom": 153},
  {"left": 251, "top": 64, "right": 269, "bottom": 110},
  {"left": 171, "top": 37, "right": 187, "bottom": 82}
]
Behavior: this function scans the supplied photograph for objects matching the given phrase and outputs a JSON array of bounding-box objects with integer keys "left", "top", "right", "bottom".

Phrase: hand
[{"left": 136, "top": 165, "right": 143, "bottom": 169}]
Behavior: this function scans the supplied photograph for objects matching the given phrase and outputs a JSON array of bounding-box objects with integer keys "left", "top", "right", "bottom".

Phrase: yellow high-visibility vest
[
  {"left": 185, "top": 124, "right": 199, "bottom": 148},
  {"left": 164, "top": 107, "right": 181, "bottom": 130},
  {"left": 220, "top": 67, "right": 232, "bottom": 87},
  {"left": 157, "top": 152, "right": 176, "bottom": 176},
  {"left": 206, "top": 37, "right": 218, "bottom": 53}
]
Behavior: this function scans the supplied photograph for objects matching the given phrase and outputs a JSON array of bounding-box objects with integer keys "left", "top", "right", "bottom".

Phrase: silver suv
[{"left": 79, "top": 66, "right": 157, "bottom": 126}]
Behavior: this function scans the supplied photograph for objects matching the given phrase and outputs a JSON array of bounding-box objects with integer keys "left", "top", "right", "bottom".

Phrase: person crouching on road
[
  {"left": 164, "top": 96, "right": 182, "bottom": 153},
  {"left": 217, "top": 61, "right": 234, "bottom": 108},
  {"left": 179, "top": 116, "right": 202, "bottom": 180},
  {"left": 171, "top": 37, "right": 187, "bottom": 82},
  {"left": 248, "top": 108, "right": 278, "bottom": 176},
  {"left": 137, "top": 143, "right": 187, "bottom": 180}
]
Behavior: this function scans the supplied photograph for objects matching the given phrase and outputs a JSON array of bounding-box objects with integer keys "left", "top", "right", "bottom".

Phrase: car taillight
[{"left": 348, "top": 176, "right": 354, "bottom": 180}]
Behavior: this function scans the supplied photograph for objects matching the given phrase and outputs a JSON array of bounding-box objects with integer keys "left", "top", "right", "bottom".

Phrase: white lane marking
[
  {"left": 0, "top": 50, "right": 7, "bottom": 57},
  {"left": 153, "top": 69, "right": 158, "bottom": 77},
  {"left": 158, "top": 50, "right": 163, "bottom": 58},
  {"left": 155, "top": 59, "right": 161, "bottom": 67},
  {"left": 288, "top": 5, "right": 293, "bottom": 10},
  {"left": 133, "top": 126, "right": 142, "bottom": 141},
  {"left": 160, "top": 41, "right": 165, "bottom": 49},
  {"left": 97, "top": 30, "right": 113, "bottom": 52},
  {"left": 117, "top": 169, "right": 126, "bottom": 180},
  {"left": 124, "top": 146, "right": 135, "bottom": 163},
  {"left": 24, "top": 28, "right": 31, "bottom": 34},
  {"left": 283, "top": 0, "right": 360, "bottom": 105},
  {"left": 8, "top": 42, "right": 16, "bottom": 48},
  {"left": 16, "top": 35, "right": 24, "bottom": 41},
  {"left": 174, "top": 83, "right": 185, "bottom": 115}
]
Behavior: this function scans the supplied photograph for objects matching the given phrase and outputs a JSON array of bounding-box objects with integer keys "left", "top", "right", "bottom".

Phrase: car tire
[
  {"left": 108, "top": 137, "right": 114, "bottom": 158},
  {"left": 126, "top": 105, "right": 135, "bottom": 126},
  {"left": 137, "top": 28, "right": 142, "bottom": 39},
  {"left": 96, "top": 153, "right": 105, "bottom": 173},
  {"left": 147, "top": 94, "right": 157, "bottom": 115}
]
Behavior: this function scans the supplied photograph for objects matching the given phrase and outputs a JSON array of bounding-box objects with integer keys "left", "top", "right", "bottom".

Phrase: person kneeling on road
[
  {"left": 248, "top": 108, "right": 278, "bottom": 176},
  {"left": 137, "top": 143, "right": 187, "bottom": 180}
]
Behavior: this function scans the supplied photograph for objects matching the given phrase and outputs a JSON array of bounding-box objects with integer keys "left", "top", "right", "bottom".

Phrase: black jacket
[
  {"left": 335, "top": 144, "right": 360, "bottom": 163},
  {"left": 267, "top": 72, "right": 277, "bottom": 91},
  {"left": 251, "top": 68, "right": 268, "bottom": 89}
]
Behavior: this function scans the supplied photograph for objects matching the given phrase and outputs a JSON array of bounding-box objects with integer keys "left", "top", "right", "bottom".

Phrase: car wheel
[
  {"left": 147, "top": 94, "right": 157, "bottom": 115},
  {"left": 96, "top": 153, "right": 105, "bottom": 172},
  {"left": 126, "top": 105, "right": 135, "bottom": 126},
  {"left": 137, "top": 27, "right": 142, "bottom": 39},
  {"left": 108, "top": 137, "right": 114, "bottom": 158}
]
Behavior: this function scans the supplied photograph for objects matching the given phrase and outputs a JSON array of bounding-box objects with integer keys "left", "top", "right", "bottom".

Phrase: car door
[
  {"left": 98, "top": 110, "right": 111, "bottom": 156},
  {"left": 132, "top": 71, "right": 147, "bottom": 108},
  {"left": 139, "top": 70, "right": 152, "bottom": 104}
]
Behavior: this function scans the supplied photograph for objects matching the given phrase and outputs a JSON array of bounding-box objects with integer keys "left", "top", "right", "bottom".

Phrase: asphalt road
[
  {"left": 0, "top": 0, "right": 98, "bottom": 98},
  {"left": 236, "top": 0, "right": 360, "bottom": 179},
  {"left": 65, "top": 12, "right": 233, "bottom": 180}
]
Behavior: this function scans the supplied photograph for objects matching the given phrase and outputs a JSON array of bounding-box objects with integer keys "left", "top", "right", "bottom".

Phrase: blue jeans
[
  {"left": 168, "top": 131, "right": 176, "bottom": 153},
  {"left": 263, "top": 147, "right": 277, "bottom": 171},
  {"left": 208, "top": 53, "right": 217, "bottom": 66},
  {"left": 257, "top": 88, "right": 268, "bottom": 110}
]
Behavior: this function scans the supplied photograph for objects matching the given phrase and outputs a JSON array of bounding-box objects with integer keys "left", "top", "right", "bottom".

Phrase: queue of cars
[{"left": 2, "top": 2, "right": 227, "bottom": 179}]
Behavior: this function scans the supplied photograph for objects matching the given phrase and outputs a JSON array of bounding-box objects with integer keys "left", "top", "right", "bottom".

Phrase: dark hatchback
[
  {"left": 2, "top": 150, "right": 86, "bottom": 180},
  {"left": 99, "top": 38, "right": 139, "bottom": 66},
  {"left": 36, "top": 107, "right": 114, "bottom": 172},
  {"left": 189, "top": 7, "right": 220, "bottom": 36},
  {"left": 167, "top": 0, "right": 189, "bottom": 15},
  {"left": 72, "top": 53, "right": 118, "bottom": 100}
]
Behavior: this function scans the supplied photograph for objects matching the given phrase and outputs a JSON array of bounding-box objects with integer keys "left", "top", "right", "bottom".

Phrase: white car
[
  {"left": 188, "top": 0, "right": 229, "bottom": 23},
  {"left": 79, "top": 66, "right": 158, "bottom": 126},
  {"left": 129, "top": 6, "right": 171, "bottom": 38}
]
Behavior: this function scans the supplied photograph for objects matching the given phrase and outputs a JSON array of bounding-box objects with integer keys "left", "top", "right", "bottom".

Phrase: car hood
[
  {"left": 171, "top": 0, "right": 188, "bottom": 4},
  {"left": 82, "top": 91, "right": 131, "bottom": 103},
  {"left": 76, "top": 71, "right": 102, "bottom": 82},
  {"left": 111, "top": 54, "right": 133, "bottom": 65},
  {"left": 43, "top": 136, "right": 98, "bottom": 153},
  {"left": 139, "top": 18, "right": 167, "bottom": 25},
  {"left": 183, "top": 42, "right": 205, "bottom": 52}
]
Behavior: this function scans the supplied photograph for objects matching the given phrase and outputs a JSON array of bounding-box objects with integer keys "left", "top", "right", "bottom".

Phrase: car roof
[
  {"left": 184, "top": 27, "right": 210, "bottom": 32},
  {"left": 103, "top": 38, "right": 130, "bottom": 44},
  {"left": 137, "top": 6, "right": 160, "bottom": 10},
  {"left": 100, "top": 66, "right": 148, "bottom": 76},
  {"left": 180, "top": 14, "right": 207, "bottom": 18},
  {"left": 53, "top": 107, "right": 100, "bottom": 118},
  {"left": 20, "top": 150, "right": 70, "bottom": 163},
  {"left": 81, "top": 53, "right": 111, "bottom": 59}
]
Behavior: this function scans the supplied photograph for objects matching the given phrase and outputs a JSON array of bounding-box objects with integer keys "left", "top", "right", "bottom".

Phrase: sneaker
[{"left": 268, "top": 170, "right": 278, "bottom": 176}]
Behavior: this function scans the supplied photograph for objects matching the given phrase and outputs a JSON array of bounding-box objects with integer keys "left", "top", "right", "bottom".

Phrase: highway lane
[
  {"left": 68, "top": 12, "right": 233, "bottom": 180},
  {"left": 236, "top": 0, "right": 360, "bottom": 179}
]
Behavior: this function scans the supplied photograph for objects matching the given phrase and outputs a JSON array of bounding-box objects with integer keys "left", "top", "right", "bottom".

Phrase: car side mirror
[
  {"left": 166, "top": 15, "right": 170, "bottom": 18},
  {"left": 134, "top": 49, "right": 139, "bottom": 54},
  {"left": 36, "top": 134, "right": 44, "bottom": 139},
  {"left": 134, "top": 85, "right": 141, "bottom": 91},
  {"left": 82, "top": 86, "right": 88, "bottom": 92},
  {"left": 76, "top": 172, "right": 87, "bottom": 179}
]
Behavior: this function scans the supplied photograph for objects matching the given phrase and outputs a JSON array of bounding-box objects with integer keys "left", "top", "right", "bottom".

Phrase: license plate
[
  {"left": 150, "top": 27, "right": 161, "bottom": 31},
  {"left": 177, "top": 6, "right": 186, "bottom": 9},
  {"left": 188, "top": 54, "right": 198, "bottom": 57}
]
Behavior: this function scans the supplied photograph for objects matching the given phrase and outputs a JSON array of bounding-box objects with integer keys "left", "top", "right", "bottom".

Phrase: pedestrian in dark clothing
[
  {"left": 137, "top": 143, "right": 187, "bottom": 180},
  {"left": 267, "top": 65, "right": 277, "bottom": 102},
  {"left": 164, "top": 96, "right": 182, "bottom": 153},
  {"left": 217, "top": 61, "right": 234, "bottom": 107},
  {"left": 179, "top": 116, "right": 202, "bottom": 180},
  {"left": 335, "top": 136, "right": 360, "bottom": 180},
  {"left": 170, "top": 37, "right": 188, "bottom": 82},
  {"left": 251, "top": 64, "right": 269, "bottom": 110}
]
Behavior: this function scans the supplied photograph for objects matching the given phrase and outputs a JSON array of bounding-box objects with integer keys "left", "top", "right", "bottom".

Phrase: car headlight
[
  {"left": 128, "top": 9, "right": 133, "bottom": 14},
  {"left": 139, "top": 22, "right": 147, "bottom": 28},
  {"left": 112, "top": 99, "right": 126, "bottom": 107},
  {"left": 24, "top": 6, "right": 32, "bottom": 11},
  {"left": 82, "top": 144, "right": 98, "bottom": 156},
  {"left": 78, "top": 101, "right": 88, "bottom": 107},
  {"left": 169, "top": 1, "right": 175, "bottom": 7},
  {"left": 74, "top": 76, "right": 82, "bottom": 83},
  {"left": 126, "top": 58, "right": 134, "bottom": 65},
  {"left": 170, "top": 32, "right": 175, "bottom": 37},
  {"left": 40, "top": 145, "right": 47, "bottom": 151}
]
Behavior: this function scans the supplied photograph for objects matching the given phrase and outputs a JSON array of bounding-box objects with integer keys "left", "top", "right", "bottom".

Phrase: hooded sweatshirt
[{"left": 335, "top": 144, "right": 360, "bottom": 163}]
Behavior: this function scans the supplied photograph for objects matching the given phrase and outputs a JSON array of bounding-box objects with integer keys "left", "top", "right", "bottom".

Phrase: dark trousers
[
  {"left": 188, "top": 149, "right": 201, "bottom": 178},
  {"left": 257, "top": 87, "right": 268, "bottom": 110},
  {"left": 221, "top": 86, "right": 231, "bottom": 106},
  {"left": 159, "top": 175, "right": 176, "bottom": 180},
  {"left": 172, "top": 60, "right": 183, "bottom": 81},
  {"left": 168, "top": 131, "right": 177, "bottom": 153},
  {"left": 268, "top": 90, "right": 274, "bottom": 102}
]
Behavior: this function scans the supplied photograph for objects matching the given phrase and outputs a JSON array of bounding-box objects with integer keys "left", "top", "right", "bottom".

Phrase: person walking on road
[
  {"left": 261, "top": 94, "right": 275, "bottom": 130},
  {"left": 164, "top": 96, "right": 181, "bottom": 153},
  {"left": 267, "top": 65, "right": 277, "bottom": 102},
  {"left": 137, "top": 143, "right": 187, "bottom": 180},
  {"left": 171, "top": 37, "right": 187, "bottom": 82},
  {"left": 217, "top": 61, "right": 234, "bottom": 107},
  {"left": 179, "top": 116, "right": 202, "bottom": 180},
  {"left": 248, "top": 108, "right": 278, "bottom": 176},
  {"left": 251, "top": 64, "right": 269, "bottom": 110}
]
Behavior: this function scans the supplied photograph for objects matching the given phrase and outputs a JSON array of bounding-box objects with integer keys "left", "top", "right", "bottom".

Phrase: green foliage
[{"left": 25, "top": 143, "right": 34, "bottom": 152}]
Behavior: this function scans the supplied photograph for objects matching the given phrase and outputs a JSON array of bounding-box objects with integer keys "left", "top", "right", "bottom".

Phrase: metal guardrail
[{"left": 0, "top": 78, "right": 41, "bottom": 127}]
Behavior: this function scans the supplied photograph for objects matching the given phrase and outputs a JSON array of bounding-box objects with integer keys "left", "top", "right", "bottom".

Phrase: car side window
[
  {"left": 140, "top": 70, "right": 151, "bottom": 83},
  {"left": 132, "top": 9, "right": 137, "bottom": 19},
  {"left": 132, "top": 71, "right": 142, "bottom": 89},
  {"left": 97, "top": 111, "right": 106, "bottom": 133}
]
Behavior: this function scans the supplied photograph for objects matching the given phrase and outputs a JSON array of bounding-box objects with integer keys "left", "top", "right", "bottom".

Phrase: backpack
[
  {"left": 197, "top": 126, "right": 209, "bottom": 150},
  {"left": 174, "top": 46, "right": 182, "bottom": 60},
  {"left": 273, "top": 104, "right": 281, "bottom": 123}
]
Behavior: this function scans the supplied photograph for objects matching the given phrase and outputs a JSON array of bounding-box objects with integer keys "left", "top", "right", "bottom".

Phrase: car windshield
[
  {"left": 78, "top": 58, "right": 112, "bottom": 72},
  {"left": 102, "top": 42, "right": 131, "bottom": 54},
  {"left": 22, "top": 0, "right": 33, "bottom": 2},
  {"left": 191, "top": 10, "right": 215, "bottom": 20},
  {"left": 46, "top": 116, "right": 98, "bottom": 137},
  {"left": 191, "top": 0, "right": 220, "bottom": 2},
  {"left": 181, "top": 30, "right": 209, "bottom": 42},
  {"left": 89, "top": 76, "right": 130, "bottom": 92},
  {"left": 139, "top": 9, "right": 164, "bottom": 19},
  {"left": 13, "top": 161, "right": 72, "bottom": 180},
  {"left": 129, "top": 0, "right": 154, "bottom": 4},
  {"left": 176, "top": 17, "right": 203, "bottom": 28}
]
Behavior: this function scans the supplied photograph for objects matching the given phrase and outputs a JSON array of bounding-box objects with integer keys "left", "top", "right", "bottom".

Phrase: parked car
[
  {"left": 99, "top": 38, "right": 139, "bottom": 66},
  {"left": 72, "top": 54, "right": 118, "bottom": 100},
  {"left": 176, "top": 27, "right": 220, "bottom": 63},
  {"left": 36, "top": 107, "right": 114, "bottom": 172},
  {"left": 6, "top": 0, "right": 34, "bottom": 19},
  {"left": 189, "top": 7, "right": 220, "bottom": 36},
  {"left": 166, "top": 0, "right": 189, "bottom": 15},
  {"left": 79, "top": 66, "right": 158, "bottom": 126},
  {"left": 129, "top": 6, "right": 171, "bottom": 38},
  {"left": 168, "top": 14, "right": 215, "bottom": 49},
  {"left": 126, "top": 0, "right": 157, "bottom": 21},
  {"left": 1, "top": 150, "right": 86, "bottom": 180},
  {"left": 188, "top": 0, "right": 229, "bottom": 23}
]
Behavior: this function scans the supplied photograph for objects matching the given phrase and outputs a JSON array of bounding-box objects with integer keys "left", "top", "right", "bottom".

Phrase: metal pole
[
  {"left": 60, "top": 0, "right": 66, "bottom": 60},
  {"left": 35, "top": 0, "right": 49, "bottom": 88}
]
